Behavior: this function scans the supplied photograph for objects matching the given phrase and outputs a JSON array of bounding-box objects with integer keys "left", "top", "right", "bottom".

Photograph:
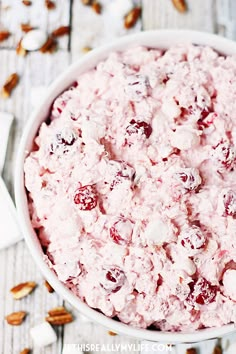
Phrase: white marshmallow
[
  {"left": 173, "top": 257, "right": 196, "bottom": 276},
  {"left": 30, "top": 322, "right": 57, "bottom": 347},
  {"left": 144, "top": 219, "right": 174, "bottom": 246},
  {"left": 223, "top": 269, "right": 236, "bottom": 301},
  {"left": 170, "top": 127, "right": 200, "bottom": 150},
  {"left": 21, "top": 29, "right": 48, "bottom": 51},
  {"left": 162, "top": 98, "right": 181, "bottom": 118}
]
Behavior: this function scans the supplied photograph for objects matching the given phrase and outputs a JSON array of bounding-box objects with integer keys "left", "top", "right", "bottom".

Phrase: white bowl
[{"left": 15, "top": 30, "right": 236, "bottom": 343}]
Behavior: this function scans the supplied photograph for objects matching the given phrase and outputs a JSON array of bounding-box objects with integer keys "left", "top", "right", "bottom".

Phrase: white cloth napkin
[{"left": 0, "top": 112, "right": 22, "bottom": 249}]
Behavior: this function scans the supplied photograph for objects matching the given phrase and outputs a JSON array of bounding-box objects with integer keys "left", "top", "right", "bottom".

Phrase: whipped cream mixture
[{"left": 25, "top": 45, "right": 236, "bottom": 331}]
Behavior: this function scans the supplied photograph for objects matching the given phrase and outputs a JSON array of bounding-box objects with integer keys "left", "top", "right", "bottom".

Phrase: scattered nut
[
  {"left": 21, "top": 23, "right": 34, "bottom": 33},
  {"left": 52, "top": 26, "right": 70, "bottom": 37},
  {"left": 0, "top": 30, "right": 11, "bottom": 42},
  {"left": 124, "top": 7, "right": 141, "bottom": 29},
  {"left": 22, "top": 0, "right": 32, "bottom": 6},
  {"left": 44, "top": 280, "right": 54, "bottom": 293},
  {"left": 5, "top": 311, "right": 27, "bottom": 326},
  {"left": 46, "top": 306, "right": 73, "bottom": 325},
  {"left": 213, "top": 345, "right": 222, "bottom": 354},
  {"left": 10, "top": 281, "right": 36, "bottom": 300},
  {"left": 81, "top": 0, "right": 93, "bottom": 5},
  {"left": 82, "top": 46, "right": 92, "bottom": 53},
  {"left": 20, "top": 349, "right": 31, "bottom": 354},
  {"left": 92, "top": 1, "right": 102, "bottom": 14},
  {"left": 16, "top": 39, "right": 27, "bottom": 56},
  {"left": 1, "top": 73, "right": 19, "bottom": 99},
  {"left": 108, "top": 331, "right": 117, "bottom": 336},
  {"left": 186, "top": 349, "right": 197, "bottom": 354},
  {"left": 45, "top": 0, "right": 56, "bottom": 10},
  {"left": 40, "top": 36, "right": 57, "bottom": 53},
  {"left": 172, "top": 0, "right": 187, "bottom": 13}
]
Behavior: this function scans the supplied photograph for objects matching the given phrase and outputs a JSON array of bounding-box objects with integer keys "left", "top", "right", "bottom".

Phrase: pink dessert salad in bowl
[{"left": 24, "top": 44, "right": 236, "bottom": 332}]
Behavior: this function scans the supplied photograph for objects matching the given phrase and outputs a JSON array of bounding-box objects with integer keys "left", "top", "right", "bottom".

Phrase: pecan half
[
  {"left": 52, "top": 26, "right": 70, "bottom": 37},
  {"left": 16, "top": 39, "right": 27, "bottom": 56},
  {"left": 5, "top": 311, "right": 27, "bottom": 326},
  {"left": 44, "top": 280, "right": 54, "bottom": 293},
  {"left": 92, "top": 1, "right": 102, "bottom": 14},
  {"left": 46, "top": 306, "right": 73, "bottom": 325},
  {"left": 186, "top": 349, "right": 197, "bottom": 354},
  {"left": 108, "top": 331, "right": 117, "bottom": 336},
  {"left": 20, "top": 349, "right": 31, "bottom": 354},
  {"left": 172, "top": 0, "right": 187, "bottom": 13},
  {"left": 124, "top": 7, "right": 141, "bottom": 29},
  {"left": 0, "top": 30, "right": 11, "bottom": 42},
  {"left": 10, "top": 281, "right": 36, "bottom": 299},
  {"left": 22, "top": 0, "right": 32, "bottom": 6},
  {"left": 45, "top": 0, "right": 56, "bottom": 10},
  {"left": 40, "top": 37, "right": 57, "bottom": 53},
  {"left": 213, "top": 346, "right": 222, "bottom": 354},
  {"left": 1, "top": 73, "right": 19, "bottom": 98},
  {"left": 81, "top": 0, "right": 93, "bottom": 5},
  {"left": 21, "top": 23, "right": 34, "bottom": 33}
]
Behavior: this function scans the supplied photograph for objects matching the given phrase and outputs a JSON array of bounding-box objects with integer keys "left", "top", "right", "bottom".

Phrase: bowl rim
[{"left": 15, "top": 29, "right": 236, "bottom": 343}]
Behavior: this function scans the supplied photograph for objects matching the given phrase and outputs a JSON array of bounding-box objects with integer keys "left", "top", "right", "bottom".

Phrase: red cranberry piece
[
  {"left": 109, "top": 161, "right": 135, "bottom": 190},
  {"left": 197, "top": 109, "right": 216, "bottom": 129},
  {"left": 109, "top": 218, "right": 133, "bottom": 245},
  {"left": 188, "top": 278, "right": 217, "bottom": 305},
  {"left": 50, "top": 130, "right": 76, "bottom": 155},
  {"left": 223, "top": 190, "right": 236, "bottom": 217},
  {"left": 126, "top": 120, "right": 152, "bottom": 139},
  {"left": 179, "top": 225, "right": 206, "bottom": 254},
  {"left": 100, "top": 267, "right": 126, "bottom": 293},
  {"left": 175, "top": 168, "right": 201, "bottom": 191},
  {"left": 212, "top": 141, "right": 235, "bottom": 171},
  {"left": 74, "top": 185, "right": 98, "bottom": 211}
]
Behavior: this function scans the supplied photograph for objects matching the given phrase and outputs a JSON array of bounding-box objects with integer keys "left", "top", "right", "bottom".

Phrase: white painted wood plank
[
  {"left": 71, "top": 0, "right": 142, "bottom": 62},
  {"left": 216, "top": 0, "right": 236, "bottom": 39},
  {"left": 0, "top": 0, "right": 71, "bottom": 50},
  {"left": 142, "top": 0, "right": 215, "bottom": 33}
]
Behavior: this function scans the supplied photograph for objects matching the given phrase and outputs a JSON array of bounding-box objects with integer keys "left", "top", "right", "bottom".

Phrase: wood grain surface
[{"left": 0, "top": 1, "right": 236, "bottom": 353}]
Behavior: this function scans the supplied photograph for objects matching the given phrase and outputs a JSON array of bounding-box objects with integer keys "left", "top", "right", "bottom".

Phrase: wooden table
[{"left": 0, "top": 1, "right": 236, "bottom": 353}]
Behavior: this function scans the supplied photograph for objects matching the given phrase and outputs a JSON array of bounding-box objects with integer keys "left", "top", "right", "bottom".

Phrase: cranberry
[
  {"left": 100, "top": 267, "right": 126, "bottom": 293},
  {"left": 50, "top": 130, "right": 76, "bottom": 155},
  {"left": 188, "top": 278, "right": 217, "bottom": 305},
  {"left": 126, "top": 120, "right": 152, "bottom": 139},
  {"left": 109, "top": 218, "right": 133, "bottom": 245},
  {"left": 212, "top": 141, "right": 235, "bottom": 171},
  {"left": 175, "top": 168, "right": 201, "bottom": 191},
  {"left": 197, "top": 110, "right": 216, "bottom": 130},
  {"left": 74, "top": 185, "right": 98, "bottom": 211},
  {"left": 109, "top": 161, "right": 135, "bottom": 190},
  {"left": 179, "top": 225, "right": 206, "bottom": 254},
  {"left": 223, "top": 190, "right": 236, "bottom": 217}
]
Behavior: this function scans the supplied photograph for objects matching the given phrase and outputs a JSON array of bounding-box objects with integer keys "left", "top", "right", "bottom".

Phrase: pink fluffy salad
[{"left": 24, "top": 45, "right": 236, "bottom": 332}]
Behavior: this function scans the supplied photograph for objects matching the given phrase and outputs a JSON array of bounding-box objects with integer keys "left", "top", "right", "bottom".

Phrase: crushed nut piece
[
  {"left": 124, "top": 7, "right": 141, "bottom": 29},
  {"left": 81, "top": 0, "right": 93, "bottom": 5},
  {"left": 0, "top": 30, "right": 11, "bottom": 42},
  {"left": 16, "top": 39, "right": 27, "bottom": 56},
  {"left": 44, "top": 280, "right": 54, "bottom": 293},
  {"left": 108, "top": 331, "right": 117, "bottom": 336},
  {"left": 40, "top": 37, "right": 57, "bottom": 53},
  {"left": 22, "top": 0, "right": 32, "bottom": 6},
  {"left": 52, "top": 26, "right": 70, "bottom": 37},
  {"left": 82, "top": 46, "right": 92, "bottom": 53},
  {"left": 45, "top": 0, "right": 56, "bottom": 10},
  {"left": 172, "top": 0, "right": 187, "bottom": 13},
  {"left": 21, "top": 23, "right": 34, "bottom": 33},
  {"left": 46, "top": 306, "right": 73, "bottom": 325},
  {"left": 20, "top": 349, "right": 31, "bottom": 354},
  {"left": 213, "top": 345, "right": 222, "bottom": 354},
  {"left": 92, "top": 1, "right": 102, "bottom": 14},
  {"left": 186, "top": 349, "right": 197, "bottom": 354},
  {"left": 10, "top": 281, "right": 36, "bottom": 299},
  {"left": 1, "top": 73, "right": 19, "bottom": 99},
  {"left": 5, "top": 311, "right": 27, "bottom": 326}
]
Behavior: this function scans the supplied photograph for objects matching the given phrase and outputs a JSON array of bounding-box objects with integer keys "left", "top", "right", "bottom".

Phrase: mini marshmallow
[
  {"left": 223, "top": 269, "right": 236, "bottom": 301},
  {"left": 21, "top": 29, "right": 48, "bottom": 51},
  {"left": 30, "top": 322, "right": 57, "bottom": 347},
  {"left": 173, "top": 257, "right": 197, "bottom": 276},
  {"left": 62, "top": 344, "right": 84, "bottom": 354}
]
